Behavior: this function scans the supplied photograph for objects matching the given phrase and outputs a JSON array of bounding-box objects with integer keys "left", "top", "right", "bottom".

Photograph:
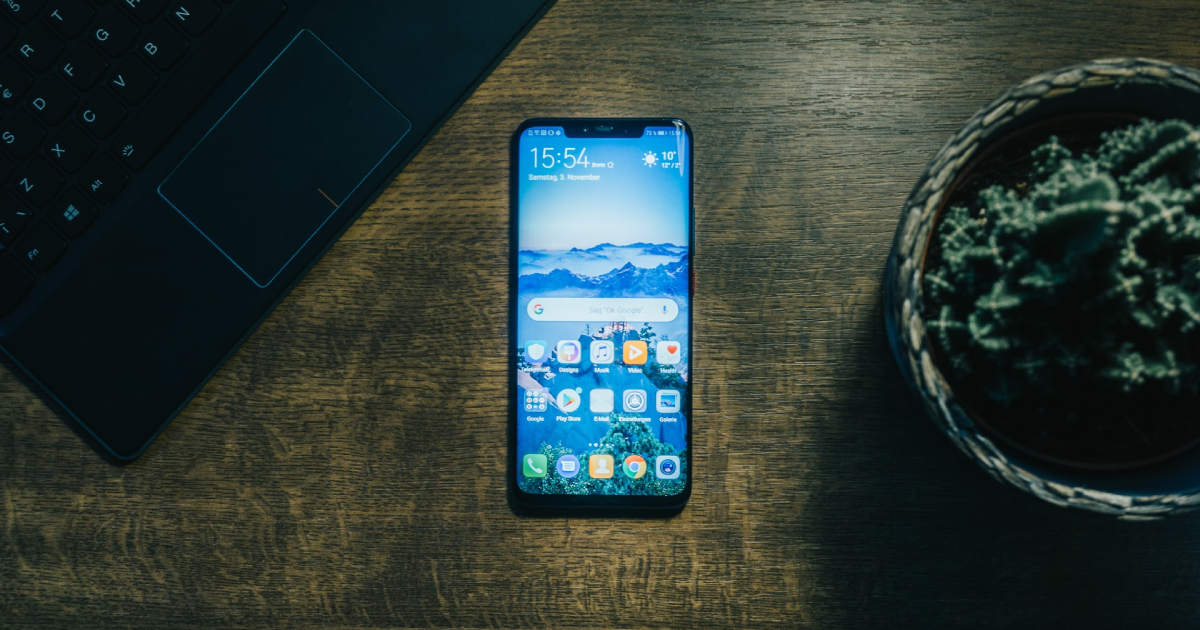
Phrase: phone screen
[{"left": 514, "top": 120, "right": 692, "bottom": 500}]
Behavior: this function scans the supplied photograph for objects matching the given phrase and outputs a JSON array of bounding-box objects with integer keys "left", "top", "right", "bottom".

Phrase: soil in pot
[{"left": 922, "top": 114, "right": 1200, "bottom": 470}]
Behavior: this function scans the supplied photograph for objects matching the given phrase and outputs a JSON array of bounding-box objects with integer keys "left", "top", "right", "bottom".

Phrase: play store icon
[
  {"left": 524, "top": 340, "right": 547, "bottom": 363},
  {"left": 557, "top": 389, "right": 581, "bottom": 412}
]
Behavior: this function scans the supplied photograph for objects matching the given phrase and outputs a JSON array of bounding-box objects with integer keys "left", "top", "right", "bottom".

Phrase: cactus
[{"left": 924, "top": 118, "right": 1200, "bottom": 408}]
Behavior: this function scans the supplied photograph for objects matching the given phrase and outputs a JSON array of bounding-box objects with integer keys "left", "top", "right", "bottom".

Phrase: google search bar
[{"left": 527, "top": 298, "right": 680, "bottom": 322}]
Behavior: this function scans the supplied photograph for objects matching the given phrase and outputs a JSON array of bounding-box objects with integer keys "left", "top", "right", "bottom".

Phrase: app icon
[
  {"left": 524, "top": 340, "right": 548, "bottom": 363},
  {"left": 590, "top": 340, "right": 615, "bottom": 364},
  {"left": 589, "top": 454, "right": 614, "bottom": 478},
  {"left": 656, "top": 389, "right": 681, "bottom": 413},
  {"left": 590, "top": 388, "right": 614, "bottom": 413},
  {"left": 523, "top": 453, "right": 547, "bottom": 478},
  {"left": 557, "top": 340, "right": 582, "bottom": 363},
  {"left": 623, "top": 340, "right": 648, "bottom": 365},
  {"left": 656, "top": 455, "right": 680, "bottom": 479},
  {"left": 623, "top": 389, "right": 647, "bottom": 413},
  {"left": 524, "top": 389, "right": 548, "bottom": 412},
  {"left": 623, "top": 454, "right": 647, "bottom": 479},
  {"left": 556, "top": 454, "right": 580, "bottom": 478},
  {"left": 656, "top": 340, "right": 681, "bottom": 365},
  {"left": 557, "top": 389, "right": 581, "bottom": 412}
]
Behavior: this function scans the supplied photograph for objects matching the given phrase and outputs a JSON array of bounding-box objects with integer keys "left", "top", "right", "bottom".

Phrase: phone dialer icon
[{"left": 524, "top": 389, "right": 548, "bottom": 412}]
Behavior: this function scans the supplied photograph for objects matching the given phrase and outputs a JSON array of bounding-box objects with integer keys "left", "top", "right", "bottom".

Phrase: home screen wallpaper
[{"left": 516, "top": 124, "right": 690, "bottom": 496}]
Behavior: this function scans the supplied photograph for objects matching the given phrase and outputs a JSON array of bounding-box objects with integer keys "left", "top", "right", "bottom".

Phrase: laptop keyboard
[{"left": 0, "top": 0, "right": 286, "bottom": 317}]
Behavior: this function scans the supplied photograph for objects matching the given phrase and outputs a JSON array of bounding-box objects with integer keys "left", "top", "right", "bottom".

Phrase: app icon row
[
  {"left": 524, "top": 339, "right": 682, "bottom": 366},
  {"left": 524, "top": 388, "right": 682, "bottom": 413},
  {"left": 522, "top": 453, "right": 681, "bottom": 480}
]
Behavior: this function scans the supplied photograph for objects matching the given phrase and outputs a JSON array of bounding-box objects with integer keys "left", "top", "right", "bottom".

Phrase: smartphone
[{"left": 510, "top": 118, "right": 693, "bottom": 512}]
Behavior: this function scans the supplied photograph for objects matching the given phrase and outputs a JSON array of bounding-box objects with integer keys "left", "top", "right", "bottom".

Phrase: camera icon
[
  {"left": 656, "top": 455, "right": 680, "bottom": 479},
  {"left": 623, "top": 389, "right": 647, "bottom": 413}
]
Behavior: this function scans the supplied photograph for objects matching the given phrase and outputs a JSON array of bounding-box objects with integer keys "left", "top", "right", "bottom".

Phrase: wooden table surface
[{"left": 6, "top": 1, "right": 1200, "bottom": 627}]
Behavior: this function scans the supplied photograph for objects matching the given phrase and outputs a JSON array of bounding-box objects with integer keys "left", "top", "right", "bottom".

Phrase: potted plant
[{"left": 885, "top": 58, "right": 1200, "bottom": 519}]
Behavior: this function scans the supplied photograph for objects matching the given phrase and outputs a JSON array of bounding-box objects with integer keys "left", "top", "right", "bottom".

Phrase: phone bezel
[{"left": 508, "top": 117, "right": 694, "bottom": 513}]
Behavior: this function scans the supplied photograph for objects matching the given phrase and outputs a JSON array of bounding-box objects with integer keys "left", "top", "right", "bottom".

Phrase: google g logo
[{"left": 533, "top": 303, "right": 544, "bottom": 315}]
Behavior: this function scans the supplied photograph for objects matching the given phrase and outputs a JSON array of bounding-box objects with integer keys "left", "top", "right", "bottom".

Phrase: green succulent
[{"left": 924, "top": 118, "right": 1200, "bottom": 408}]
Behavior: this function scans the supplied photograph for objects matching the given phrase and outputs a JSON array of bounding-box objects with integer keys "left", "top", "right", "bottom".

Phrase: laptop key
[
  {"left": 46, "top": 0, "right": 95, "bottom": 38},
  {"left": 0, "top": 154, "right": 13, "bottom": 184},
  {"left": 170, "top": 0, "right": 219, "bottom": 36},
  {"left": 14, "top": 222, "right": 66, "bottom": 272},
  {"left": 28, "top": 76, "right": 76, "bottom": 125},
  {"left": 92, "top": 10, "right": 139, "bottom": 57},
  {"left": 78, "top": 89, "right": 125, "bottom": 138},
  {"left": 49, "top": 189, "right": 97, "bottom": 237},
  {"left": 0, "top": 56, "right": 34, "bottom": 106},
  {"left": 114, "top": 0, "right": 286, "bottom": 170},
  {"left": 60, "top": 43, "right": 108, "bottom": 91},
  {"left": 46, "top": 123, "right": 94, "bottom": 172},
  {"left": 0, "top": 190, "right": 32, "bottom": 244},
  {"left": 0, "top": 17, "right": 16, "bottom": 49},
  {"left": 15, "top": 158, "right": 63, "bottom": 207},
  {"left": 0, "top": 110, "right": 46, "bottom": 159},
  {"left": 1, "top": 0, "right": 48, "bottom": 23},
  {"left": 122, "top": 0, "right": 168, "bottom": 23},
  {"left": 80, "top": 154, "right": 127, "bottom": 203},
  {"left": 109, "top": 55, "right": 156, "bottom": 104},
  {"left": 0, "top": 256, "right": 34, "bottom": 316},
  {"left": 140, "top": 22, "right": 187, "bottom": 70},
  {"left": 14, "top": 23, "right": 64, "bottom": 73}
]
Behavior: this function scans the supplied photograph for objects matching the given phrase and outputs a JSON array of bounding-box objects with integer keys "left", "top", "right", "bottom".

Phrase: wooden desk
[{"left": 5, "top": 1, "right": 1200, "bottom": 627}]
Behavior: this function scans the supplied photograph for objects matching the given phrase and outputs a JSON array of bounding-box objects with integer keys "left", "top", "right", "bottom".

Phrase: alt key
[{"left": 14, "top": 222, "right": 66, "bottom": 273}]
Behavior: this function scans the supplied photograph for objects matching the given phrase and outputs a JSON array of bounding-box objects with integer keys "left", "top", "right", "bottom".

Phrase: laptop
[{"left": 0, "top": 0, "right": 555, "bottom": 460}]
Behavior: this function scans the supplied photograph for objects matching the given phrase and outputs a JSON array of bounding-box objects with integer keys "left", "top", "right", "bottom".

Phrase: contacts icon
[{"left": 589, "top": 454, "right": 614, "bottom": 478}]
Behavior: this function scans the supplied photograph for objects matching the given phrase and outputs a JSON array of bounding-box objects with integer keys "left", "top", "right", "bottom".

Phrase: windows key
[{"left": 49, "top": 190, "right": 97, "bottom": 238}]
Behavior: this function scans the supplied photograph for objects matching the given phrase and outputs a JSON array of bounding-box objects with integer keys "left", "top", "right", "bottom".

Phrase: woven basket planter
[{"left": 884, "top": 58, "right": 1200, "bottom": 520}]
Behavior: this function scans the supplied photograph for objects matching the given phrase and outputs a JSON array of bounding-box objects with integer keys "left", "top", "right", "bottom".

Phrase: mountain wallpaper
[{"left": 516, "top": 242, "right": 689, "bottom": 496}]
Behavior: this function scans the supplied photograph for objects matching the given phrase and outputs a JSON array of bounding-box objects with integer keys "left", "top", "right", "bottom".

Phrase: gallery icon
[
  {"left": 556, "top": 454, "right": 580, "bottom": 478},
  {"left": 656, "top": 389, "right": 681, "bottom": 413},
  {"left": 590, "top": 340, "right": 615, "bottom": 364},
  {"left": 656, "top": 340, "right": 681, "bottom": 365},
  {"left": 556, "top": 340, "right": 582, "bottom": 363},
  {"left": 623, "top": 340, "right": 648, "bottom": 365},
  {"left": 590, "top": 388, "right": 614, "bottom": 413},
  {"left": 589, "top": 454, "right": 614, "bottom": 478},
  {"left": 623, "top": 389, "right": 647, "bottom": 413},
  {"left": 656, "top": 455, "right": 680, "bottom": 480},
  {"left": 523, "top": 453, "right": 547, "bottom": 478},
  {"left": 623, "top": 454, "right": 647, "bottom": 479},
  {"left": 556, "top": 389, "right": 581, "bottom": 413},
  {"left": 523, "top": 340, "right": 548, "bottom": 363}
]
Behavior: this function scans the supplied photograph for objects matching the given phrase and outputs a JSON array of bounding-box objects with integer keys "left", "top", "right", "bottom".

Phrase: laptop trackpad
[{"left": 159, "top": 30, "right": 411, "bottom": 288}]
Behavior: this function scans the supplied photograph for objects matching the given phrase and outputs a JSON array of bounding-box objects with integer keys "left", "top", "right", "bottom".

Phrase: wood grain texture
[{"left": 5, "top": 1, "right": 1200, "bottom": 627}]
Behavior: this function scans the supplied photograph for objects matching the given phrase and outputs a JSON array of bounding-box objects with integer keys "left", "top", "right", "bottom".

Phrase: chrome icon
[{"left": 623, "top": 454, "right": 647, "bottom": 479}]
